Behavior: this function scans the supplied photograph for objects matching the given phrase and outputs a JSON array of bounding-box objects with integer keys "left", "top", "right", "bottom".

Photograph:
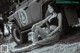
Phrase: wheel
[{"left": 12, "top": 24, "right": 28, "bottom": 45}]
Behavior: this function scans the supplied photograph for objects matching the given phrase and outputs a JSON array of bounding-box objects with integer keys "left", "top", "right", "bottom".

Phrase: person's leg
[
  {"left": 31, "top": 26, "right": 48, "bottom": 43},
  {"left": 36, "top": 26, "right": 48, "bottom": 38},
  {"left": 36, "top": 32, "right": 60, "bottom": 45},
  {"left": 31, "top": 31, "right": 38, "bottom": 43}
]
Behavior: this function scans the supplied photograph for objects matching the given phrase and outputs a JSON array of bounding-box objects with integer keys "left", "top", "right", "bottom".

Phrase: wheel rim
[{"left": 13, "top": 28, "right": 20, "bottom": 42}]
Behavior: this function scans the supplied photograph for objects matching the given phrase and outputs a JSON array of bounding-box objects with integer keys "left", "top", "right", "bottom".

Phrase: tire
[{"left": 12, "top": 24, "right": 28, "bottom": 45}]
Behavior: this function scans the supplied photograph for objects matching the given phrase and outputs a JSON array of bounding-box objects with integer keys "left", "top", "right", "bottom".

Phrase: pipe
[{"left": 21, "top": 29, "right": 31, "bottom": 34}]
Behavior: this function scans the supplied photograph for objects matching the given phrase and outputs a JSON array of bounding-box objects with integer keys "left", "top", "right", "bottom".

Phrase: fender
[{"left": 8, "top": 8, "right": 29, "bottom": 28}]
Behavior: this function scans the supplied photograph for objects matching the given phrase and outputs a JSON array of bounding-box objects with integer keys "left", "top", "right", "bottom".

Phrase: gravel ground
[
  {"left": 0, "top": 27, "right": 80, "bottom": 53},
  {"left": 27, "top": 32, "right": 80, "bottom": 53},
  {"left": 27, "top": 42, "right": 80, "bottom": 53}
]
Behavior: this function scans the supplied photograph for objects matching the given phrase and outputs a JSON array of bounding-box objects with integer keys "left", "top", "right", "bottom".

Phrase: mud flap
[{"left": 64, "top": 6, "right": 79, "bottom": 26}]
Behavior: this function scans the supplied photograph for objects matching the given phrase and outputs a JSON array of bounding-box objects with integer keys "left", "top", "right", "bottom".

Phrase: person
[{"left": 28, "top": 2, "right": 62, "bottom": 44}]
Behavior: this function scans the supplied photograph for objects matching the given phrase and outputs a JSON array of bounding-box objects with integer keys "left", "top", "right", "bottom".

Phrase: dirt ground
[
  {"left": 27, "top": 28, "right": 80, "bottom": 53},
  {"left": 0, "top": 27, "right": 80, "bottom": 53}
]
